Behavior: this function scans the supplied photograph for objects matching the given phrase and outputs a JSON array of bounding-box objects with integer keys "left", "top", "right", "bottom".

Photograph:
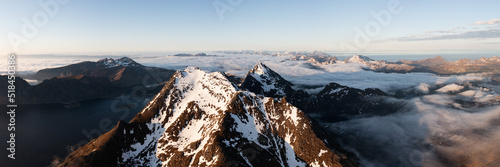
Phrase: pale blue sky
[{"left": 1, "top": 0, "right": 499, "bottom": 55}]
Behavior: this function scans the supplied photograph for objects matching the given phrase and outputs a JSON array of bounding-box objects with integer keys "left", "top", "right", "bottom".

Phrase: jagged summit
[
  {"left": 240, "top": 62, "right": 309, "bottom": 100},
  {"left": 97, "top": 57, "right": 142, "bottom": 68},
  {"left": 240, "top": 62, "right": 293, "bottom": 97},
  {"left": 240, "top": 62, "right": 310, "bottom": 111},
  {"left": 250, "top": 62, "right": 271, "bottom": 75},
  {"left": 59, "top": 66, "right": 357, "bottom": 167}
]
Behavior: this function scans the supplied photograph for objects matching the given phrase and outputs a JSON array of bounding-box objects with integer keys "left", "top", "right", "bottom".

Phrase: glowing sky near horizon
[{"left": 1, "top": 0, "right": 499, "bottom": 55}]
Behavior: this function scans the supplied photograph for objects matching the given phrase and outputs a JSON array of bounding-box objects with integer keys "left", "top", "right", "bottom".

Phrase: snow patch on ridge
[
  {"left": 120, "top": 123, "right": 165, "bottom": 166},
  {"left": 155, "top": 66, "right": 238, "bottom": 163}
]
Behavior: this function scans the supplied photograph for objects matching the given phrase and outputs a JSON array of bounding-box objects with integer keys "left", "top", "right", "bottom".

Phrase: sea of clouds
[{"left": 1, "top": 53, "right": 487, "bottom": 93}]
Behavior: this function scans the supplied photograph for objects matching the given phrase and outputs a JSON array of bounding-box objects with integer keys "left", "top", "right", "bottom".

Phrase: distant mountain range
[
  {"left": 284, "top": 54, "right": 500, "bottom": 78},
  {"left": 218, "top": 50, "right": 500, "bottom": 77}
]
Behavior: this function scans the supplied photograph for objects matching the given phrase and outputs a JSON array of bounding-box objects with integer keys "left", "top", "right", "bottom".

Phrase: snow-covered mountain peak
[
  {"left": 241, "top": 62, "right": 294, "bottom": 97},
  {"left": 97, "top": 57, "right": 141, "bottom": 68},
  {"left": 344, "top": 55, "right": 375, "bottom": 63},
  {"left": 161, "top": 67, "right": 237, "bottom": 116},
  {"left": 250, "top": 62, "right": 271, "bottom": 75}
]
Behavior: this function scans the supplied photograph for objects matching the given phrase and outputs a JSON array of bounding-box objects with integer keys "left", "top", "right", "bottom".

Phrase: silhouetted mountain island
[
  {"left": 33, "top": 57, "right": 175, "bottom": 88},
  {"left": 2, "top": 57, "right": 176, "bottom": 104},
  {"left": 59, "top": 66, "right": 358, "bottom": 167}
]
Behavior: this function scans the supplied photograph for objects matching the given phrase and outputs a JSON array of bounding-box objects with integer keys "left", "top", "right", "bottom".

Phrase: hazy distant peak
[
  {"left": 172, "top": 53, "right": 214, "bottom": 57},
  {"left": 431, "top": 56, "right": 447, "bottom": 62},
  {"left": 415, "top": 56, "right": 448, "bottom": 65},
  {"left": 344, "top": 55, "right": 375, "bottom": 63}
]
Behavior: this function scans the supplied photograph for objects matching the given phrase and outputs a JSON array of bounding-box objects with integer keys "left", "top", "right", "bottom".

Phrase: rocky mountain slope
[{"left": 59, "top": 65, "right": 359, "bottom": 167}]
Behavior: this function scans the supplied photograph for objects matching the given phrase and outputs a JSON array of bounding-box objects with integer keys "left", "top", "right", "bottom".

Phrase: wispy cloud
[
  {"left": 424, "top": 27, "right": 466, "bottom": 34},
  {"left": 471, "top": 19, "right": 500, "bottom": 25},
  {"left": 397, "top": 29, "right": 500, "bottom": 41},
  {"left": 377, "top": 19, "right": 500, "bottom": 42},
  {"left": 424, "top": 30, "right": 455, "bottom": 34}
]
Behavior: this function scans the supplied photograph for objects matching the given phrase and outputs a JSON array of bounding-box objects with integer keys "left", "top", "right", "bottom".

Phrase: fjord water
[{"left": 0, "top": 98, "right": 148, "bottom": 166}]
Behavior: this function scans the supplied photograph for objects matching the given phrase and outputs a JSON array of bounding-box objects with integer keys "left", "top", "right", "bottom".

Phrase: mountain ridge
[{"left": 59, "top": 65, "right": 359, "bottom": 167}]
